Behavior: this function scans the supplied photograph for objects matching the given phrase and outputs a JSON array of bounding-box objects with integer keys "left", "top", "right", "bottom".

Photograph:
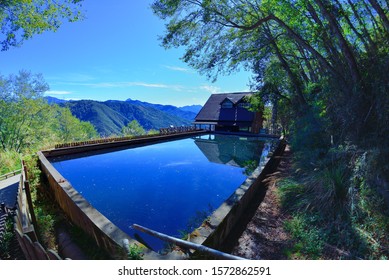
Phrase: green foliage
[
  {"left": 147, "top": 129, "right": 159, "bottom": 135},
  {"left": 127, "top": 244, "right": 144, "bottom": 260},
  {"left": 0, "top": 215, "right": 14, "bottom": 259},
  {"left": 0, "top": 0, "right": 84, "bottom": 51},
  {"left": 0, "top": 71, "right": 98, "bottom": 155},
  {"left": 260, "top": 106, "right": 272, "bottom": 130},
  {"left": 68, "top": 226, "right": 111, "bottom": 259},
  {"left": 0, "top": 149, "right": 21, "bottom": 175},
  {"left": 122, "top": 120, "right": 146, "bottom": 136},
  {"left": 23, "top": 154, "right": 58, "bottom": 249},
  {"left": 0, "top": 70, "right": 50, "bottom": 152},
  {"left": 277, "top": 144, "right": 389, "bottom": 259},
  {"left": 64, "top": 100, "right": 193, "bottom": 137},
  {"left": 152, "top": 0, "right": 389, "bottom": 148},
  {"left": 284, "top": 214, "right": 325, "bottom": 259},
  {"left": 53, "top": 106, "right": 98, "bottom": 143},
  {"left": 23, "top": 154, "right": 111, "bottom": 257},
  {"left": 277, "top": 178, "right": 307, "bottom": 212},
  {"left": 242, "top": 159, "right": 259, "bottom": 176}
]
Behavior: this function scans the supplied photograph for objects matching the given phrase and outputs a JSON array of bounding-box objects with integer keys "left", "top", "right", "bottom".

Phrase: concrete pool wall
[
  {"left": 38, "top": 131, "right": 285, "bottom": 259},
  {"left": 39, "top": 151, "right": 133, "bottom": 258},
  {"left": 189, "top": 138, "right": 286, "bottom": 252}
]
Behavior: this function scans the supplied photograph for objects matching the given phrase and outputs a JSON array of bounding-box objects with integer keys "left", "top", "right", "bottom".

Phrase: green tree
[
  {"left": 152, "top": 0, "right": 389, "bottom": 259},
  {"left": 54, "top": 106, "right": 98, "bottom": 143},
  {"left": 0, "top": 70, "right": 97, "bottom": 152},
  {"left": 122, "top": 120, "right": 146, "bottom": 136},
  {"left": 0, "top": 70, "right": 50, "bottom": 151},
  {"left": 0, "top": 0, "right": 83, "bottom": 51},
  {"left": 151, "top": 0, "right": 389, "bottom": 146}
]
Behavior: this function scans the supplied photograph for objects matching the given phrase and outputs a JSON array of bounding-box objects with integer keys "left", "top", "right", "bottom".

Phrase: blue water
[{"left": 50, "top": 134, "right": 272, "bottom": 252}]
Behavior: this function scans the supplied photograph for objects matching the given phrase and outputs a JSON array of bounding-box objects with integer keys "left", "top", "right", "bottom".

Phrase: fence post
[{"left": 23, "top": 180, "right": 38, "bottom": 237}]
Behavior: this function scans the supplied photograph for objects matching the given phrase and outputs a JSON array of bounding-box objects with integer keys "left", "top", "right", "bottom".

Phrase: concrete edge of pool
[
  {"left": 37, "top": 132, "right": 285, "bottom": 260},
  {"left": 188, "top": 137, "right": 286, "bottom": 254}
]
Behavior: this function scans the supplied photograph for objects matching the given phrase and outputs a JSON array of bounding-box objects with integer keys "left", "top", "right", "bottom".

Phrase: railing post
[{"left": 23, "top": 180, "right": 38, "bottom": 238}]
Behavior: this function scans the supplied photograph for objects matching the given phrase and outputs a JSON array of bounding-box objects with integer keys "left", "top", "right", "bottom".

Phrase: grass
[
  {"left": 276, "top": 146, "right": 389, "bottom": 260},
  {"left": 0, "top": 149, "right": 21, "bottom": 176},
  {"left": 284, "top": 214, "right": 325, "bottom": 259}
]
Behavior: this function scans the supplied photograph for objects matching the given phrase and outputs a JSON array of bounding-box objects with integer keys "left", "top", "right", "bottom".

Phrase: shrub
[
  {"left": 284, "top": 214, "right": 325, "bottom": 259},
  {"left": 278, "top": 144, "right": 389, "bottom": 259},
  {"left": 0, "top": 149, "right": 21, "bottom": 175}
]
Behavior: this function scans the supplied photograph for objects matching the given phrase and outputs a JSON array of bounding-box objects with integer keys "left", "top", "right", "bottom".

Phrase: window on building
[{"left": 221, "top": 100, "right": 233, "bottom": 108}]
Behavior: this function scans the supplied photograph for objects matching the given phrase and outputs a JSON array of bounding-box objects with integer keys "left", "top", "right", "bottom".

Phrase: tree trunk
[
  {"left": 314, "top": 0, "right": 362, "bottom": 88},
  {"left": 363, "top": 0, "right": 381, "bottom": 36},
  {"left": 270, "top": 15, "right": 340, "bottom": 80},
  {"left": 334, "top": 0, "right": 370, "bottom": 51},
  {"left": 296, "top": 43, "right": 319, "bottom": 83},
  {"left": 216, "top": 8, "right": 340, "bottom": 79},
  {"left": 368, "top": 0, "right": 389, "bottom": 33},
  {"left": 265, "top": 26, "right": 308, "bottom": 112},
  {"left": 347, "top": 0, "right": 378, "bottom": 52},
  {"left": 271, "top": 96, "right": 279, "bottom": 134},
  {"left": 305, "top": 2, "right": 343, "bottom": 65}
]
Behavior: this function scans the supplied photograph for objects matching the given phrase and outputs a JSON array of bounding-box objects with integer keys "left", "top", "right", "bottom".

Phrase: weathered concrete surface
[{"left": 39, "top": 151, "right": 135, "bottom": 258}]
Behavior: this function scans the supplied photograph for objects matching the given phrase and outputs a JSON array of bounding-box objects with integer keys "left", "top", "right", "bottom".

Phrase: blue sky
[{"left": 0, "top": 0, "right": 252, "bottom": 106}]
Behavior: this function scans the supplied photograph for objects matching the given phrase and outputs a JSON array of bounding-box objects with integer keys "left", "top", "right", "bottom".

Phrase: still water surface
[{"left": 50, "top": 134, "right": 273, "bottom": 251}]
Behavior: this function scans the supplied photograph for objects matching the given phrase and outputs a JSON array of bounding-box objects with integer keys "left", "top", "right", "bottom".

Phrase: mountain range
[{"left": 45, "top": 96, "right": 202, "bottom": 136}]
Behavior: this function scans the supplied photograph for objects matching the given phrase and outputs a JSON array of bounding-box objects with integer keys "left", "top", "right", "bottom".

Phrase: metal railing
[
  {"left": 159, "top": 126, "right": 198, "bottom": 135},
  {"left": 0, "top": 169, "right": 22, "bottom": 181}
]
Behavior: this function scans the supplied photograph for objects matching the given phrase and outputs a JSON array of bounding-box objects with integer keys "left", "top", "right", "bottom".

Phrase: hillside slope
[
  {"left": 125, "top": 98, "right": 198, "bottom": 120},
  {"left": 64, "top": 100, "right": 193, "bottom": 136}
]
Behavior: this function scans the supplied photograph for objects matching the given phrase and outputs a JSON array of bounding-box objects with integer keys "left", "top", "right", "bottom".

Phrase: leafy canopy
[
  {"left": 0, "top": 0, "right": 83, "bottom": 51},
  {"left": 122, "top": 119, "right": 146, "bottom": 136},
  {"left": 152, "top": 0, "right": 389, "bottom": 147},
  {"left": 0, "top": 70, "right": 97, "bottom": 152}
]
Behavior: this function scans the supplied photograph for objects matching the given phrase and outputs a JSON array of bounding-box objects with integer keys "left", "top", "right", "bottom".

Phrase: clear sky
[{"left": 0, "top": 0, "right": 252, "bottom": 106}]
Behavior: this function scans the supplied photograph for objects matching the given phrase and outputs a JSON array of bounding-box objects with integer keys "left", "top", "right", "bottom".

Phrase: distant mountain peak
[
  {"left": 45, "top": 96, "right": 67, "bottom": 104},
  {"left": 61, "top": 99, "right": 196, "bottom": 137},
  {"left": 179, "top": 105, "right": 203, "bottom": 114}
]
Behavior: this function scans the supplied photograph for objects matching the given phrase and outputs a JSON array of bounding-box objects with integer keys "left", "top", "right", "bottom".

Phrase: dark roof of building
[{"left": 195, "top": 92, "right": 254, "bottom": 123}]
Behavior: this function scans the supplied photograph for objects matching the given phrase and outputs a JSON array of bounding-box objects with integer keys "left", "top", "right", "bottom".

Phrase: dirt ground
[{"left": 230, "top": 145, "right": 293, "bottom": 260}]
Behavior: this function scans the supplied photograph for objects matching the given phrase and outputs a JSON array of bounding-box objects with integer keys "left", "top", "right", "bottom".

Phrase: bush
[
  {"left": 23, "top": 154, "right": 58, "bottom": 249},
  {"left": 278, "top": 144, "right": 389, "bottom": 259},
  {"left": 0, "top": 149, "right": 21, "bottom": 175},
  {"left": 284, "top": 214, "right": 325, "bottom": 259}
]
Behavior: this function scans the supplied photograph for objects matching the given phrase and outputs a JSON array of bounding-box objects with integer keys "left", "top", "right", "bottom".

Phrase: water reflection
[
  {"left": 49, "top": 133, "right": 274, "bottom": 253},
  {"left": 193, "top": 133, "right": 265, "bottom": 168}
]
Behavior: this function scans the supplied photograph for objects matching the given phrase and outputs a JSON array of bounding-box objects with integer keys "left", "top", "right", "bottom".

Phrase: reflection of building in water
[{"left": 193, "top": 134, "right": 265, "bottom": 168}]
